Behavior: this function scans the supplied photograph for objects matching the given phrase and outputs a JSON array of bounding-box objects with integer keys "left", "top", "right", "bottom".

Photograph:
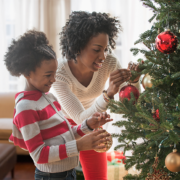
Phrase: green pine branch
[{"left": 108, "top": 0, "right": 180, "bottom": 179}]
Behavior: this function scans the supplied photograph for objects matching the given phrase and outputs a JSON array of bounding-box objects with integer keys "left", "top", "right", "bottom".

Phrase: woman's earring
[
  {"left": 75, "top": 51, "right": 80, "bottom": 57},
  {"left": 74, "top": 52, "right": 80, "bottom": 63}
]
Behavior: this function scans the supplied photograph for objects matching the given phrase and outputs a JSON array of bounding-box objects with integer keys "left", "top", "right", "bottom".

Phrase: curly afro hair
[
  {"left": 60, "top": 11, "right": 122, "bottom": 61},
  {"left": 4, "top": 30, "right": 56, "bottom": 77}
]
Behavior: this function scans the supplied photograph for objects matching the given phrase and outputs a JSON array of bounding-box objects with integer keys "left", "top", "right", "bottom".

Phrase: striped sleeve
[
  {"left": 12, "top": 108, "right": 78, "bottom": 164},
  {"left": 70, "top": 119, "right": 93, "bottom": 140}
]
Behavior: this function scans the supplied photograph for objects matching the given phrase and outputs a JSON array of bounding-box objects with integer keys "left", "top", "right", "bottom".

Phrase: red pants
[{"left": 67, "top": 119, "right": 107, "bottom": 180}]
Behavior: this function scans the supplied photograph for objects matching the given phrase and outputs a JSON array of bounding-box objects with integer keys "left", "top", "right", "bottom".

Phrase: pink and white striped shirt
[{"left": 9, "top": 90, "right": 92, "bottom": 173}]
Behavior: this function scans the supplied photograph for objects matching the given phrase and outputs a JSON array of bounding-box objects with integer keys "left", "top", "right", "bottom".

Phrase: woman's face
[{"left": 77, "top": 33, "right": 109, "bottom": 72}]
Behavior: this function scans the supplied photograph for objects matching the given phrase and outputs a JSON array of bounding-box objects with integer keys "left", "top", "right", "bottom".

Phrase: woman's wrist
[
  {"left": 102, "top": 90, "right": 114, "bottom": 103},
  {"left": 106, "top": 89, "right": 114, "bottom": 99}
]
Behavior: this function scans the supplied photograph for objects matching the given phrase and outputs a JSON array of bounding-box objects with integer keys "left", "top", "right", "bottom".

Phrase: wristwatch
[{"left": 102, "top": 90, "right": 110, "bottom": 102}]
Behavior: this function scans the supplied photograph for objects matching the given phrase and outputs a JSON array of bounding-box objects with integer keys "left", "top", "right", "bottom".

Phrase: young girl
[{"left": 4, "top": 30, "right": 112, "bottom": 180}]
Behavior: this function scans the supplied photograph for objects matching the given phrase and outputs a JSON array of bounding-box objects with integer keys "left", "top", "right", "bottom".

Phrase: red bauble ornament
[
  {"left": 153, "top": 109, "right": 160, "bottom": 121},
  {"left": 155, "top": 30, "right": 178, "bottom": 54},
  {"left": 150, "top": 109, "right": 160, "bottom": 132},
  {"left": 119, "top": 85, "right": 140, "bottom": 102}
]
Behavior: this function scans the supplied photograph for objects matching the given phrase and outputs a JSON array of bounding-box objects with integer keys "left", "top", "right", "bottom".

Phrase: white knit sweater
[{"left": 53, "top": 54, "right": 140, "bottom": 124}]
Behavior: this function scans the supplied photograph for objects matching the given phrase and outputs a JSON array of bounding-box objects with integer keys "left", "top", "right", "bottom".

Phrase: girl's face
[
  {"left": 77, "top": 33, "right": 109, "bottom": 72},
  {"left": 25, "top": 59, "right": 58, "bottom": 93}
]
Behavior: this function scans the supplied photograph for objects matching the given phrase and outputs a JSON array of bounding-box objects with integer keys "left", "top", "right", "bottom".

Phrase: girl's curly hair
[
  {"left": 4, "top": 30, "right": 56, "bottom": 77},
  {"left": 60, "top": 11, "right": 122, "bottom": 61}
]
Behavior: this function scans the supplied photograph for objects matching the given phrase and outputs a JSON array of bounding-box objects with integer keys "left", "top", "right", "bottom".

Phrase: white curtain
[
  {"left": 71, "top": 0, "right": 154, "bottom": 152},
  {"left": 0, "top": 0, "right": 70, "bottom": 92}
]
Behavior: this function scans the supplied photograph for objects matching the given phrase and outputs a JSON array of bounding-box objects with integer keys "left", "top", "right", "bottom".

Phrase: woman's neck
[
  {"left": 68, "top": 60, "right": 94, "bottom": 87},
  {"left": 68, "top": 60, "right": 92, "bottom": 77}
]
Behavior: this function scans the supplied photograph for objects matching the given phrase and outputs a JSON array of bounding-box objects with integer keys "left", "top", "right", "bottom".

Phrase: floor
[{"left": 4, "top": 155, "right": 35, "bottom": 180}]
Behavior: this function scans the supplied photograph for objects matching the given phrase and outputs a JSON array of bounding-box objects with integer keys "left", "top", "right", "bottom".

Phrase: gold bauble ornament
[
  {"left": 165, "top": 149, "right": 180, "bottom": 172},
  {"left": 142, "top": 74, "right": 153, "bottom": 89},
  {"left": 93, "top": 127, "right": 113, "bottom": 153}
]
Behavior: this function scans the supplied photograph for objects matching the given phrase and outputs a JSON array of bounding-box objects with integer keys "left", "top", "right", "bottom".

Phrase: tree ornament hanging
[
  {"left": 165, "top": 149, "right": 180, "bottom": 172},
  {"left": 149, "top": 109, "right": 160, "bottom": 132},
  {"left": 93, "top": 127, "right": 113, "bottom": 153},
  {"left": 146, "top": 156, "right": 170, "bottom": 180},
  {"left": 155, "top": 29, "right": 178, "bottom": 54},
  {"left": 119, "top": 84, "right": 140, "bottom": 102},
  {"left": 153, "top": 109, "right": 160, "bottom": 121},
  {"left": 142, "top": 74, "right": 153, "bottom": 89}
]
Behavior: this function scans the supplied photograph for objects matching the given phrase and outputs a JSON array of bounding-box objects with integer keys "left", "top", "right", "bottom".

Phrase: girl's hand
[
  {"left": 86, "top": 112, "right": 113, "bottom": 130},
  {"left": 76, "top": 129, "right": 111, "bottom": 151},
  {"left": 107, "top": 69, "right": 132, "bottom": 98}
]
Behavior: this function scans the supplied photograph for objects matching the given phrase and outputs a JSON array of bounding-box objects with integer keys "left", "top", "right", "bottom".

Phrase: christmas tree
[{"left": 108, "top": 0, "right": 180, "bottom": 179}]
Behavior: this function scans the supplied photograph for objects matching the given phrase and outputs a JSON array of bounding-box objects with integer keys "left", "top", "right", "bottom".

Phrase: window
[{"left": 0, "top": 0, "right": 19, "bottom": 92}]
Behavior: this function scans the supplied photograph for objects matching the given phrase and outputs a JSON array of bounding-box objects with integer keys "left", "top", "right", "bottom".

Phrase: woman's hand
[
  {"left": 76, "top": 129, "right": 111, "bottom": 151},
  {"left": 86, "top": 112, "right": 113, "bottom": 130},
  {"left": 128, "top": 61, "right": 142, "bottom": 83},
  {"left": 107, "top": 69, "right": 131, "bottom": 98}
]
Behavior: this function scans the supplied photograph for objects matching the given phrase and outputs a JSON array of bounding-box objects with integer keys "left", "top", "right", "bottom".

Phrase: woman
[{"left": 53, "top": 11, "right": 140, "bottom": 180}]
